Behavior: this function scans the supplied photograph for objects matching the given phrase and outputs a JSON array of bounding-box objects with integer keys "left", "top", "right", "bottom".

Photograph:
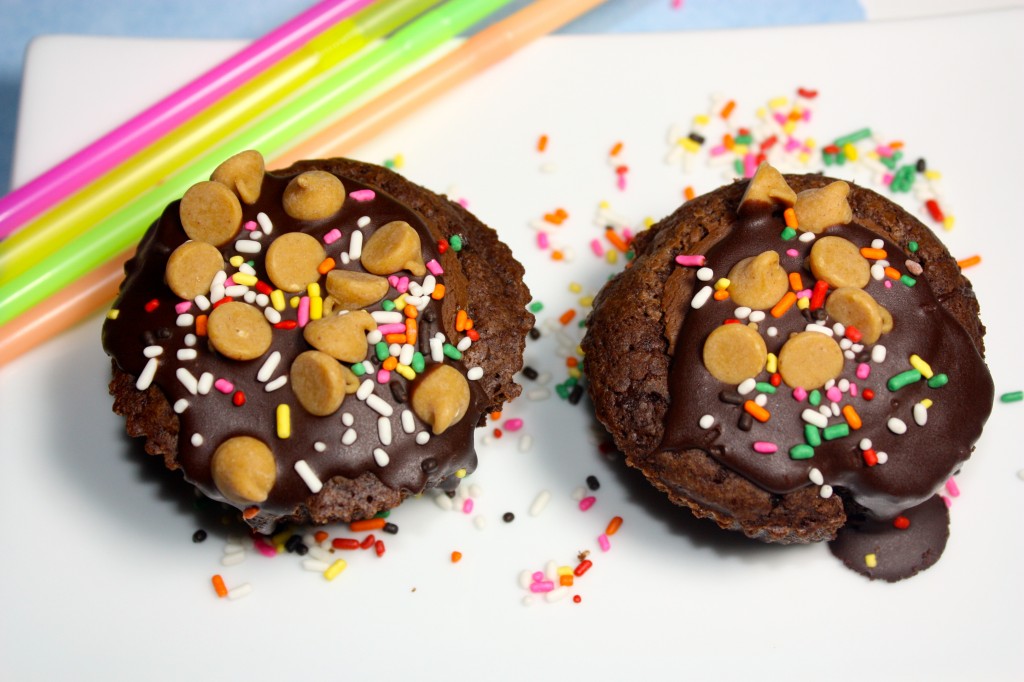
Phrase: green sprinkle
[
  {"left": 450, "top": 235, "right": 463, "bottom": 252},
  {"left": 823, "top": 423, "right": 851, "bottom": 441},
  {"left": 755, "top": 382, "right": 777, "bottom": 394},
  {"left": 833, "top": 128, "right": 872, "bottom": 148},
  {"left": 908, "top": 241, "right": 919, "bottom": 253},
  {"left": 927, "top": 373, "right": 949, "bottom": 389},
  {"left": 555, "top": 383, "right": 570, "bottom": 400},
  {"left": 373, "top": 509, "right": 391, "bottom": 518},
  {"left": 900, "top": 274, "right": 917, "bottom": 287},
  {"left": 735, "top": 133, "right": 753, "bottom": 145},
  {"left": 350, "top": 363, "right": 366, "bottom": 377},
  {"left": 442, "top": 343, "right": 462, "bottom": 360},
  {"left": 384, "top": 159, "right": 395, "bottom": 169},
  {"left": 564, "top": 376, "right": 579, "bottom": 389},
  {"left": 1001, "top": 391, "right": 1023, "bottom": 403},
  {"left": 733, "top": 159, "right": 744, "bottom": 176},
  {"left": 823, "top": 152, "right": 837, "bottom": 167},
  {"left": 891, "top": 164, "right": 916, "bottom": 193},
  {"left": 804, "top": 424, "right": 822, "bottom": 448},
  {"left": 789, "top": 444, "right": 815, "bottom": 460},
  {"left": 809, "top": 390, "right": 822, "bottom": 407},
  {"left": 888, "top": 369, "right": 923, "bottom": 391},
  {"left": 626, "top": 250, "right": 635, "bottom": 261},
  {"left": 381, "top": 299, "right": 395, "bottom": 312},
  {"left": 375, "top": 342, "right": 389, "bottom": 362},
  {"left": 780, "top": 226, "right": 797, "bottom": 241},
  {"left": 880, "top": 154, "right": 897, "bottom": 170},
  {"left": 411, "top": 352, "right": 425, "bottom": 373},
  {"left": 528, "top": 301, "right": 544, "bottom": 313}
]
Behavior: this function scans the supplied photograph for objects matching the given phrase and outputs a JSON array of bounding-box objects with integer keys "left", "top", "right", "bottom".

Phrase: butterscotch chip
[
  {"left": 794, "top": 181, "right": 853, "bottom": 233},
  {"left": 340, "top": 365, "right": 361, "bottom": 394},
  {"left": 727, "top": 250, "right": 789, "bottom": 310},
  {"left": 738, "top": 163, "right": 797, "bottom": 214},
  {"left": 265, "top": 232, "right": 327, "bottom": 292},
  {"left": 211, "top": 436, "right": 277, "bottom": 504},
  {"left": 179, "top": 181, "right": 243, "bottom": 246},
  {"left": 702, "top": 323, "right": 768, "bottom": 384},
  {"left": 325, "top": 270, "right": 389, "bottom": 310},
  {"left": 210, "top": 150, "right": 265, "bottom": 205},
  {"left": 879, "top": 305, "right": 893, "bottom": 334},
  {"left": 207, "top": 301, "right": 273, "bottom": 360},
  {"left": 282, "top": 170, "right": 345, "bottom": 220},
  {"left": 809, "top": 236, "right": 870, "bottom": 289},
  {"left": 361, "top": 221, "right": 426, "bottom": 276},
  {"left": 825, "top": 287, "right": 886, "bottom": 344},
  {"left": 411, "top": 364, "right": 471, "bottom": 435},
  {"left": 778, "top": 331, "right": 844, "bottom": 389},
  {"left": 290, "top": 350, "right": 346, "bottom": 416},
  {"left": 165, "top": 240, "right": 224, "bottom": 300},
  {"left": 302, "top": 309, "right": 376, "bottom": 363}
]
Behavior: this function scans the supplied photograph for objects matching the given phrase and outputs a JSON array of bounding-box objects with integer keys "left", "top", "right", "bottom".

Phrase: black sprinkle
[
  {"left": 422, "top": 308, "right": 437, "bottom": 324},
  {"left": 529, "top": 327, "right": 541, "bottom": 340},
  {"left": 294, "top": 543, "right": 309, "bottom": 556},
  {"left": 502, "top": 512, "right": 515, "bottom": 523},
  {"left": 389, "top": 381, "right": 408, "bottom": 404},
  {"left": 522, "top": 366, "right": 539, "bottom": 380},
  {"left": 915, "top": 157, "right": 927, "bottom": 173},
  {"left": 142, "top": 331, "right": 157, "bottom": 346},
  {"left": 383, "top": 522, "right": 399, "bottom": 535},
  {"left": 422, "top": 458, "right": 438, "bottom": 474},
  {"left": 156, "top": 327, "right": 172, "bottom": 340},
  {"left": 719, "top": 390, "right": 744, "bottom": 405},
  {"left": 800, "top": 308, "right": 816, "bottom": 324},
  {"left": 568, "top": 384, "right": 584, "bottom": 405},
  {"left": 191, "top": 529, "right": 207, "bottom": 543},
  {"left": 814, "top": 309, "right": 828, "bottom": 322},
  {"left": 855, "top": 350, "right": 872, "bottom": 364},
  {"left": 688, "top": 131, "right": 706, "bottom": 144},
  {"left": 585, "top": 475, "right": 600, "bottom": 491},
  {"left": 738, "top": 412, "right": 754, "bottom": 432},
  {"left": 285, "top": 534, "right": 303, "bottom": 553},
  {"left": 445, "top": 490, "right": 457, "bottom": 498}
]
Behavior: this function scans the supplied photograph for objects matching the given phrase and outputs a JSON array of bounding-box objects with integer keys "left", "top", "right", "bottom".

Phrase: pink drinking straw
[{"left": 0, "top": 0, "right": 372, "bottom": 240}]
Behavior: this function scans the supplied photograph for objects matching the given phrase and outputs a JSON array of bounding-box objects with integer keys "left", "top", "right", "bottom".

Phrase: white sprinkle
[
  {"left": 838, "top": 378, "right": 850, "bottom": 392},
  {"left": 872, "top": 345, "right": 887, "bottom": 363},
  {"left": 176, "top": 368, "right": 199, "bottom": 395},
  {"left": 518, "top": 434, "right": 533, "bottom": 452},
  {"left": 227, "top": 583, "right": 253, "bottom": 601},
  {"left": 401, "top": 410, "right": 415, "bottom": 434},
  {"left": 830, "top": 402, "right": 840, "bottom": 417},
  {"left": 809, "top": 467, "right": 824, "bottom": 485},
  {"left": 408, "top": 282, "right": 423, "bottom": 297},
  {"left": 371, "top": 311, "right": 403, "bottom": 324},
  {"left": 468, "top": 483, "right": 483, "bottom": 498},
  {"left": 212, "top": 270, "right": 228, "bottom": 288},
  {"left": 388, "top": 343, "right": 401, "bottom": 357},
  {"left": 238, "top": 263, "right": 256, "bottom": 276},
  {"left": 696, "top": 267, "right": 714, "bottom": 282},
  {"left": 415, "top": 431, "right": 430, "bottom": 445},
  {"left": 264, "top": 307, "right": 281, "bottom": 324},
  {"left": 456, "top": 336, "right": 473, "bottom": 352},
  {"left": 545, "top": 586, "right": 571, "bottom": 603},
  {"left": 220, "top": 552, "right": 245, "bottom": 567},
  {"left": 819, "top": 405, "right": 832, "bottom": 418},
  {"left": 802, "top": 409, "right": 829, "bottom": 429},
  {"left": 527, "top": 388, "right": 551, "bottom": 401},
  {"left": 755, "top": 393, "right": 768, "bottom": 407},
  {"left": 314, "top": 441, "right": 326, "bottom": 452},
  {"left": 851, "top": 343, "right": 863, "bottom": 353},
  {"left": 877, "top": 451, "right": 889, "bottom": 464},
  {"left": 819, "top": 484, "right": 834, "bottom": 499},
  {"left": 377, "top": 417, "right": 392, "bottom": 446},
  {"left": 737, "top": 378, "right": 757, "bottom": 395},
  {"left": 422, "top": 275, "right": 437, "bottom": 295},
  {"left": 798, "top": 231, "right": 816, "bottom": 243},
  {"left": 474, "top": 515, "right": 487, "bottom": 530},
  {"left": 256, "top": 212, "right": 273, "bottom": 234},
  {"left": 235, "top": 239, "right": 261, "bottom": 254},
  {"left": 888, "top": 417, "right": 908, "bottom": 435},
  {"left": 536, "top": 371, "right": 552, "bottom": 385},
  {"left": 699, "top": 414, "right": 715, "bottom": 429},
  {"left": 399, "top": 343, "right": 415, "bottom": 366},
  {"left": 871, "top": 263, "right": 886, "bottom": 281},
  {"left": 357, "top": 216, "right": 371, "bottom": 228},
  {"left": 173, "top": 399, "right": 189, "bottom": 413},
  {"left": 767, "top": 327, "right": 778, "bottom": 338},
  {"left": 190, "top": 433, "right": 204, "bottom": 447},
  {"left": 308, "top": 545, "right": 332, "bottom": 562},
  {"left": 844, "top": 350, "right": 856, "bottom": 360},
  {"left": 176, "top": 313, "right": 194, "bottom": 327},
  {"left": 302, "top": 559, "right": 330, "bottom": 572},
  {"left": 356, "top": 379, "right": 375, "bottom": 400},
  {"left": 225, "top": 285, "right": 247, "bottom": 299},
  {"left": 522, "top": 595, "right": 537, "bottom": 607},
  {"left": 825, "top": 379, "right": 835, "bottom": 390},
  {"left": 243, "top": 290, "right": 257, "bottom": 304},
  {"left": 859, "top": 438, "right": 873, "bottom": 450},
  {"left": 434, "top": 492, "right": 454, "bottom": 511},
  {"left": 340, "top": 253, "right": 350, "bottom": 265},
  {"left": 136, "top": 357, "right": 159, "bottom": 390},
  {"left": 366, "top": 394, "right": 394, "bottom": 417},
  {"left": 571, "top": 486, "right": 587, "bottom": 502},
  {"left": 342, "top": 412, "right": 354, "bottom": 427},
  {"left": 250, "top": 231, "right": 262, "bottom": 241},
  {"left": 349, "top": 230, "right": 363, "bottom": 259},
  {"left": 295, "top": 460, "right": 323, "bottom": 493},
  {"left": 177, "top": 348, "right": 198, "bottom": 361},
  {"left": 529, "top": 490, "right": 551, "bottom": 517},
  {"left": 871, "top": 238, "right": 885, "bottom": 249},
  {"left": 913, "top": 403, "right": 928, "bottom": 426},
  {"left": 184, "top": 334, "right": 197, "bottom": 347},
  {"left": 805, "top": 323, "right": 834, "bottom": 337},
  {"left": 840, "top": 338, "right": 853, "bottom": 350},
  {"left": 467, "top": 367, "right": 484, "bottom": 381},
  {"left": 373, "top": 448, "right": 390, "bottom": 467},
  {"left": 194, "top": 295, "right": 211, "bottom": 311},
  {"left": 194, "top": 372, "right": 212, "bottom": 395},
  {"left": 143, "top": 345, "right": 163, "bottom": 358},
  {"left": 257, "top": 351, "right": 281, "bottom": 382},
  {"left": 690, "top": 285, "right": 713, "bottom": 309},
  {"left": 342, "top": 428, "right": 357, "bottom": 445},
  {"left": 734, "top": 306, "right": 752, "bottom": 320},
  {"left": 366, "top": 329, "right": 383, "bottom": 345},
  {"left": 748, "top": 310, "right": 766, "bottom": 323},
  {"left": 255, "top": 293, "right": 269, "bottom": 308},
  {"left": 265, "top": 375, "right": 288, "bottom": 392},
  {"left": 832, "top": 322, "right": 845, "bottom": 337}
]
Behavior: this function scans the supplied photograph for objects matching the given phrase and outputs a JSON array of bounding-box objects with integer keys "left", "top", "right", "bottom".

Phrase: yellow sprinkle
[
  {"left": 229, "top": 255, "right": 244, "bottom": 267},
  {"left": 579, "top": 295, "right": 594, "bottom": 308},
  {"left": 925, "top": 170, "right": 942, "bottom": 180},
  {"left": 714, "top": 278, "right": 731, "bottom": 291},
  {"left": 232, "top": 273, "right": 257, "bottom": 287},
  {"left": 921, "top": 398, "right": 934, "bottom": 409},
  {"left": 732, "top": 144, "right": 748, "bottom": 156},
  {"left": 307, "top": 282, "right": 320, "bottom": 298},
  {"left": 766, "top": 352, "right": 778, "bottom": 374},
  {"left": 679, "top": 138, "right": 700, "bottom": 154},
  {"left": 643, "top": 217, "right": 655, "bottom": 228},
  {"left": 290, "top": 296, "right": 300, "bottom": 309},
  {"left": 599, "top": 200, "right": 610, "bottom": 210},
  {"left": 272, "top": 529, "right": 292, "bottom": 551},
  {"left": 568, "top": 282, "right": 583, "bottom": 294},
  {"left": 755, "top": 106, "right": 768, "bottom": 120},
  {"left": 943, "top": 215, "right": 955, "bottom": 231},
  {"left": 576, "top": 345, "right": 585, "bottom": 357},
  {"left": 395, "top": 364, "right": 416, "bottom": 381},
  {"left": 804, "top": 137, "right": 817, "bottom": 150},
  {"left": 606, "top": 250, "right": 618, "bottom": 265},
  {"left": 796, "top": 297, "right": 810, "bottom": 310},
  {"left": 567, "top": 367, "right": 582, "bottom": 380},
  {"left": 798, "top": 151, "right": 811, "bottom": 165},
  {"left": 842, "top": 143, "right": 859, "bottom": 161},
  {"left": 864, "top": 553, "right": 878, "bottom": 569},
  {"left": 909, "top": 354, "right": 934, "bottom": 379},
  {"left": 393, "top": 294, "right": 407, "bottom": 310},
  {"left": 276, "top": 404, "right": 291, "bottom": 439},
  {"left": 768, "top": 96, "right": 788, "bottom": 109},
  {"left": 309, "top": 296, "right": 323, "bottom": 321},
  {"left": 556, "top": 566, "right": 574, "bottom": 576},
  {"left": 323, "top": 559, "right": 348, "bottom": 581},
  {"left": 455, "top": 468, "right": 467, "bottom": 479},
  {"left": 106, "top": 308, "right": 120, "bottom": 320},
  {"left": 866, "top": 150, "right": 880, "bottom": 160},
  {"left": 693, "top": 114, "right": 710, "bottom": 126},
  {"left": 393, "top": 154, "right": 405, "bottom": 169},
  {"left": 782, "top": 121, "right": 796, "bottom": 135},
  {"left": 270, "top": 289, "right": 285, "bottom": 312}
]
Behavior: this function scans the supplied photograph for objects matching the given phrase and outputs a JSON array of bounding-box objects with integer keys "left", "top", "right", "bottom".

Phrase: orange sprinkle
[
  {"left": 744, "top": 400, "right": 771, "bottom": 423},
  {"left": 211, "top": 574, "right": 228, "bottom": 598},
  {"left": 384, "top": 333, "right": 407, "bottom": 344},
  {"left": 566, "top": 356, "right": 579, "bottom": 368},
  {"left": 889, "top": 140, "right": 904, "bottom": 149},
  {"left": 317, "top": 257, "right": 336, "bottom": 275},
  {"left": 788, "top": 272, "right": 804, "bottom": 292},
  {"left": 455, "top": 309, "right": 468, "bottom": 332},
  {"left": 555, "top": 208, "right": 568, "bottom": 220},
  {"left": 405, "top": 319, "right": 418, "bottom": 345},
  {"left": 242, "top": 506, "right": 260, "bottom": 520},
  {"left": 610, "top": 141, "right": 623, "bottom": 156},
  {"left": 451, "top": 551, "right": 462, "bottom": 563},
  {"left": 382, "top": 357, "right": 398, "bottom": 371},
  {"left": 783, "top": 207, "right": 798, "bottom": 228},
  {"left": 349, "top": 518, "right": 387, "bottom": 532},
  {"left": 957, "top": 255, "right": 982, "bottom": 269},
  {"left": 713, "top": 289, "right": 730, "bottom": 301},
  {"left": 431, "top": 283, "right": 446, "bottom": 300},
  {"left": 842, "top": 405, "right": 863, "bottom": 430},
  {"left": 537, "top": 134, "right": 548, "bottom": 152},
  {"left": 884, "top": 266, "right": 902, "bottom": 280},
  {"left": 195, "top": 314, "right": 208, "bottom": 337},
  {"left": 403, "top": 304, "right": 418, "bottom": 319},
  {"left": 559, "top": 309, "right": 576, "bottom": 325},
  {"left": 313, "top": 531, "right": 329, "bottom": 544},
  {"left": 684, "top": 185, "right": 696, "bottom": 201},
  {"left": 723, "top": 133, "right": 735, "bottom": 150},
  {"left": 860, "top": 247, "right": 887, "bottom": 260},
  {"left": 605, "top": 228, "right": 629, "bottom": 253},
  {"left": 770, "top": 291, "right": 798, "bottom": 317},
  {"left": 493, "top": 428, "right": 503, "bottom": 438},
  {"left": 605, "top": 516, "right": 623, "bottom": 536},
  {"left": 560, "top": 574, "right": 574, "bottom": 587},
  {"left": 464, "top": 317, "right": 474, "bottom": 330},
  {"left": 489, "top": 411, "right": 502, "bottom": 421},
  {"left": 551, "top": 250, "right": 565, "bottom": 261},
  {"left": 720, "top": 99, "right": 736, "bottom": 119}
]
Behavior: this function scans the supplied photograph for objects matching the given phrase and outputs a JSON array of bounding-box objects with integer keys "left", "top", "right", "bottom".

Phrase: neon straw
[
  {"left": 0, "top": 0, "right": 440, "bottom": 286},
  {"left": 0, "top": 0, "right": 512, "bottom": 327},
  {"left": 0, "top": 0, "right": 373, "bottom": 240}
]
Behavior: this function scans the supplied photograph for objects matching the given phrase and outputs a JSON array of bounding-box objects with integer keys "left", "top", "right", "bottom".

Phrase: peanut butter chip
[
  {"left": 207, "top": 301, "right": 273, "bottom": 360},
  {"left": 210, "top": 150, "right": 265, "bottom": 205},
  {"left": 282, "top": 171, "right": 345, "bottom": 221},
  {"left": 702, "top": 323, "right": 768, "bottom": 384},
  {"left": 290, "top": 350, "right": 346, "bottom": 416},
  {"left": 809, "top": 236, "right": 870, "bottom": 289},
  {"left": 778, "top": 331, "right": 844, "bottom": 389},
  {"left": 726, "top": 250, "right": 789, "bottom": 310},
  {"left": 264, "top": 232, "right": 327, "bottom": 292},
  {"left": 211, "top": 436, "right": 277, "bottom": 504},
  {"left": 165, "top": 240, "right": 224, "bottom": 300},
  {"left": 825, "top": 287, "right": 887, "bottom": 344},
  {"left": 179, "top": 181, "right": 243, "bottom": 246},
  {"left": 738, "top": 163, "right": 797, "bottom": 214},
  {"left": 340, "top": 365, "right": 360, "bottom": 394},
  {"left": 325, "top": 270, "right": 389, "bottom": 310},
  {"left": 793, "top": 181, "right": 853, "bottom": 233},
  {"left": 302, "top": 309, "right": 376, "bottom": 363},
  {"left": 411, "top": 364, "right": 470, "bottom": 435},
  {"left": 361, "top": 220, "right": 426, "bottom": 276}
]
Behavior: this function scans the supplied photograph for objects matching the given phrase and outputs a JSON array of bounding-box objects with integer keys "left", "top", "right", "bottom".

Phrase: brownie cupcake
[
  {"left": 103, "top": 151, "right": 532, "bottom": 533},
  {"left": 582, "top": 164, "right": 993, "bottom": 580}
]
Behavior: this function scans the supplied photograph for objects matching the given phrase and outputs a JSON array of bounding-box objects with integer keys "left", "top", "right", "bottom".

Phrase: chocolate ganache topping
[
  {"left": 661, "top": 166, "right": 994, "bottom": 523},
  {"left": 103, "top": 152, "right": 493, "bottom": 528}
]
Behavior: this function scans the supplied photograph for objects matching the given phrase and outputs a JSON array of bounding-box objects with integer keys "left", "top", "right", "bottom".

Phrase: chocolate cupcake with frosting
[
  {"left": 582, "top": 164, "right": 993, "bottom": 580},
  {"left": 103, "top": 151, "right": 532, "bottom": 533}
]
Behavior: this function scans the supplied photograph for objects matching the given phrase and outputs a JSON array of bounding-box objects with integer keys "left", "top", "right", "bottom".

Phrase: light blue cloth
[{"left": 0, "top": 0, "right": 863, "bottom": 191}]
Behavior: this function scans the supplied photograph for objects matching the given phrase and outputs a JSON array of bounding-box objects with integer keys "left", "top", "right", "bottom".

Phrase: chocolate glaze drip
[{"left": 103, "top": 168, "right": 487, "bottom": 519}]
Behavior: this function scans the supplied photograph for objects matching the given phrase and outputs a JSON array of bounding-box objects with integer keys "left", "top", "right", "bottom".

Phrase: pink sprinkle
[
  {"left": 941, "top": 495, "right": 952, "bottom": 508},
  {"left": 253, "top": 536, "right": 277, "bottom": 558},
  {"left": 616, "top": 173, "right": 627, "bottom": 191},
  {"left": 590, "top": 239, "right": 605, "bottom": 257},
  {"left": 244, "top": 220, "right": 258, "bottom": 231},
  {"left": 175, "top": 300, "right": 192, "bottom": 314},
  {"left": 425, "top": 259, "right": 443, "bottom": 276},
  {"left": 784, "top": 137, "right": 801, "bottom": 152},
  {"left": 785, "top": 248, "right": 799, "bottom": 257},
  {"left": 774, "top": 112, "right": 787, "bottom": 125},
  {"left": 856, "top": 363, "right": 871, "bottom": 380},
  {"left": 297, "top": 296, "right": 310, "bottom": 327},
  {"left": 796, "top": 289, "right": 812, "bottom": 299},
  {"left": 884, "top": 280, "right": 893, "bottom": 289},
  {"left": 532, "top": 571, "right": 544, "bottom": 583},
  {"left": 753, "top": 441, "right": 778, "bottom": 454},
  {"left": 877, "top": 145, "right": 893, "bottom": 157},
  {"left": 709, "top": 144, "right": 727, "bottom": 156},
  {"left": 743, "top": 153, "right": 757, "bottom": 178},
  {"left": 530, "top": 580, "right": 555, "bottom": 593},
  {"left": 224, "top": 276, "right": 236, "bottom": 287},
  {"left": 396, "top": 276, "right": 409, "bottom": 294},
  {"left": 503, "top": 418, "right": 524, "bottom": 432},
  {"left": 388, "top": 275, "right": 399, "bottom": 288},
  {"left": 324, "top": 228, "right": 342, "bottom": 244},
  {"left": 214, "top": 379, "right": 234, "bottom": 394},
  {"left": 793, "top": 387, "right": 808, "bottom": 401},
  {"left": 598, "top": 533, "right": 611, "bottom": 552},
  {"left": 457, "top": 197, "right": 469, "bottom": 208},
  {"left": 377, "top": 369, "right": 391, "bottom": 384},
  {"left": 349, "top": 189, "right": 376, "bottom": 202},
  {"left": 537, "top": 232, "right": 550, "bottom": 249},
  {"left": 675, "top": 254, "right": 706, "bottom": 267},
  {"left": 826, "top": 387, "right": 842, "bottom": 403},
  {"left": 622, "top": 228, "right": 634, "bottom": 242},
  {"left": 462, "top": 498, "right": 474, "bottom": 514},
  {"left": 945, "top": 477, "right": 960, "bottom": 497},
  {"left": 802, "top": 109, "right": 811, "bottom": 122},
  {"left": 849, "top": 383, "right": 858, "bottom": 397},
  {"left": 376, "top": 323, "right": 405, "bottom": 334},
  {"left": 882, "top": 173, "right": 894, "bottom": 186},
  {"left": 579, "top": 496, "right": 596, "bottom": 512}
]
